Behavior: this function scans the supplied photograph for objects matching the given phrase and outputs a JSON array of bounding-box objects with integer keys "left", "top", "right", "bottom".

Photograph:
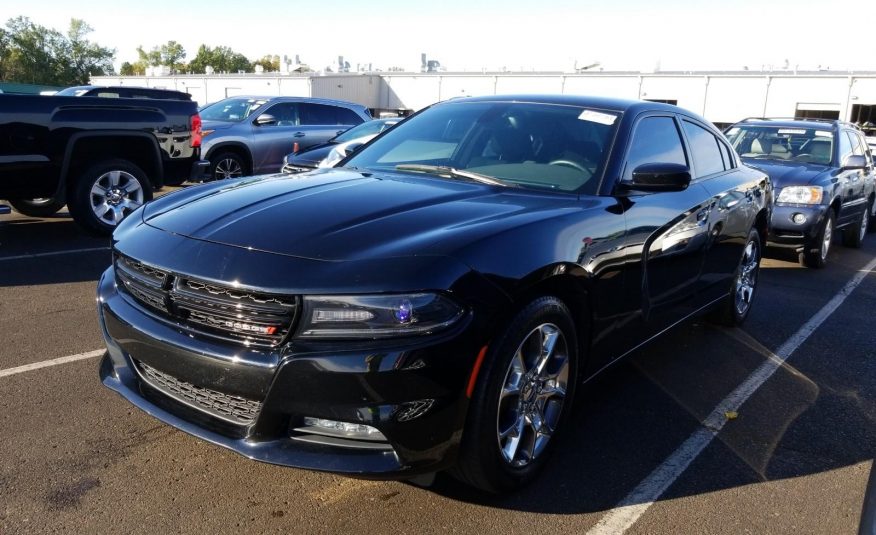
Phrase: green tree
[
  {"left": 0, "top": 17, "right": 114, "bottom": 85},
  {"left": 134, "top": 41, "right": 186, "bottom": 73},
  {"left": 187, "top": 44, "right": 251, "bottom": 74}
]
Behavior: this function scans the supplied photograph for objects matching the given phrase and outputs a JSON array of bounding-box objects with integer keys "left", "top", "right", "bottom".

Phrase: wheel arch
[{"left": 204, "top": 142, "right": 253, "bottom": 175}]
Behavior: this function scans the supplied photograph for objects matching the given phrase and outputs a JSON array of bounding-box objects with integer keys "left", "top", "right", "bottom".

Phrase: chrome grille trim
[
  {"left": 135, "top": 360, "right": 261, "bottom": 425},
  {"left": 114, "top": 253, "right": 297, "bottom": 347}
]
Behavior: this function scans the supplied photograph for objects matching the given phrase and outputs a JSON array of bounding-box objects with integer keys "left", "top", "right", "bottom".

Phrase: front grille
[
  {"left": 115, "top": 253, "right": 298, "bottom": 347},
  {"left": 135, "top": 360, "right": 261, "bottom": 425}
]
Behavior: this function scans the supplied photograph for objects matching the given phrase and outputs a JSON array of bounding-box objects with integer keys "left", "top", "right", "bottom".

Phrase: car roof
[
  {"left": 731, "top": 118, "right": 846, "bottom": 130},
  {"left": 223, "top": 95, "right": 368, "bottom": 109},
  {"left": 447, "top": 94, "right": 683, "bottom": 115}
]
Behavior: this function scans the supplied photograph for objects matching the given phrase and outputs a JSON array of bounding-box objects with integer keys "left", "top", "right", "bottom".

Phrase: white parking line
[
  {"left": 587, "top": 257, "right": 876, "bottom": 535},
  {"left": 0, "top": 349, "right": 104, "bottom": 379},
  {"left": 0, "top": 246, "right": 110, "bottom": 262}
]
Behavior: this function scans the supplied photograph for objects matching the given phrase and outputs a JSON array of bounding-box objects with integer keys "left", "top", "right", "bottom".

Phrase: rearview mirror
[
  {"left": 622, "top": 163, "right": 691, "bottom": 192},
  {"left": 254, "top": 114, "right": 277, "bottom": 126},
  {"left": 843, "top": 154, "right": 867, "bottom": 170}
]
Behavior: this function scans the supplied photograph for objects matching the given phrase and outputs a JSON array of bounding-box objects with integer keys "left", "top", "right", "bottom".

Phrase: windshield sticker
[
  {"left": 815, "top": 130, "right": 832, "bottom": 137},
  {"left": 579, "top": 110, "right": 617, "bottom": 125},
  {"left": 778, "top": 129, "right": 806, "bottom": 135}
]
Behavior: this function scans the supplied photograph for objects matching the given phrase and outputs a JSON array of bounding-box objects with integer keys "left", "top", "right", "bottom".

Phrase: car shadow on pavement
[
  {"left": 0, "top": 217, "right": 112, "bottom": 287},
  {"left": 422, "top": 261, "right": 876, "bottom": 516}
]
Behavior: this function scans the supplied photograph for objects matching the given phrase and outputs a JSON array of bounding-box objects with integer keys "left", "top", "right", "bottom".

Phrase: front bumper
[
  {"left": 766, "top": 203, "right": 829, "bottom": 249},
  {"left": 96, "top": 268, "right": 486, "bottom": 477}
]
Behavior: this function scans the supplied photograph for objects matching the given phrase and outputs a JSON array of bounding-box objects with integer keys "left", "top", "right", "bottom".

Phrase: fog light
[
  {"left": 791, "top": 213, "right": 807, "bottom": 225},
  {"left": 301, "top": 417, "right": 386, "bottom": 441}
]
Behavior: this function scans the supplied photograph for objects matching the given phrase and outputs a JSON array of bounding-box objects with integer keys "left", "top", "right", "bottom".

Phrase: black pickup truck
[{"left": 0, "top": 93, "right": 208, "bottom": 234}]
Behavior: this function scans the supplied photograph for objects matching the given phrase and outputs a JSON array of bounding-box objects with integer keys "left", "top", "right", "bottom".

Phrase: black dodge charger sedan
[{"left": 98, "top": 95, "right": 771, "bottom": 492}]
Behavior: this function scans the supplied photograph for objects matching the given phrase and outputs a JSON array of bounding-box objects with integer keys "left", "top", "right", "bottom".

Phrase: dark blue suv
[{"left": 725, "top": 118, "right": 875, "bottom": 267}]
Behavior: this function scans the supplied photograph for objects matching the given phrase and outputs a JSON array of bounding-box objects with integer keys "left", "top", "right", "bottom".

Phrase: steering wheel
[{"left": 548, "top": 159, "right": 589, "bottom": 173}]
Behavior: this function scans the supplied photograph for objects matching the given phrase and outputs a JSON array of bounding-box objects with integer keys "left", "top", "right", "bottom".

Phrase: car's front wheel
[
  {"left": 453, "top": 296, "right": 578, "bottom": 493},
  {"left": 801, "top": 210, "right": 834, "bottom": 269},
  {"left": 209, "top": 151, "right": 247, "bottom": 180}
]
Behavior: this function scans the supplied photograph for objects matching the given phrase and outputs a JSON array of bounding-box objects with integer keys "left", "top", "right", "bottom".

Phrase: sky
[{"left": 8, "top": 0, "right": 876, "bottom": 73}]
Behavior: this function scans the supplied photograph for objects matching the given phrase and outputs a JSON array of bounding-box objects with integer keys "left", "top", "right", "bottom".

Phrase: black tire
[
  {"left": 800, "top": 210, "right": 834, "bottom": 269},
  {"left": 453, "top": 296, "right": 579, "bottom": 493},
  {"left": 842, "top": 205, "right": 869, "bottom": 248},
  {"left": 9, "top": 198, "right": 65, "bottom": 218},
  {"left": 209, "top": 151, "right": 247, "bottom": 180},
  {"left": 67, "top": 159, "right": 153, "bottom": 236},
  {"left": 868, "top": 200, "right": 876, "bottom": 234},
  {"left": 708, "top": 228, "right": 761, "bottom": 327}
]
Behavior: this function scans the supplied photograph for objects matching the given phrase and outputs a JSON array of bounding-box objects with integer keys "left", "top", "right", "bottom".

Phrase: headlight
[
  {"left": 777, "top": 186, "right": 823, "bottom": 205},
  {"left": 297, "top": 293, "right": 464, "bottom": 339}
]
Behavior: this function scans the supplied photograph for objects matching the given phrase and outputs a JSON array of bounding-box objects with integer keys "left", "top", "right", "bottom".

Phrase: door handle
[{"left": 293, "top": 132, "right": 306, "bottom": 138}]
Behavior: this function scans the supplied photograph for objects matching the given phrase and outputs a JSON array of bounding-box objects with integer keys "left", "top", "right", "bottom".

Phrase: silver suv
[{"left": 199, "top": 96, "right": 371, "bottom": 180}]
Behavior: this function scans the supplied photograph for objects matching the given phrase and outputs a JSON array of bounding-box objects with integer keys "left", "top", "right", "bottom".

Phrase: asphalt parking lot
[{"left": 1, "top": 203, "right": 875, "bottom": 534}]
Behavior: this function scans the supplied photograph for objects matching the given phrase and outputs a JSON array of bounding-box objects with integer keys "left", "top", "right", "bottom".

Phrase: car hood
[
  {"left": 142, "top": 169, "right": 580, "bottom": 261},
  {"left": 201, "top": 120, "right": 237, "bottom": 132},
  {"left": 740, "top": 158, "right": 831, "bottom": 187}
]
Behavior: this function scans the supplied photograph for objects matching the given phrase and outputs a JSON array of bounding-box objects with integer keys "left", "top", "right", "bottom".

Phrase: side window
[
  {"left": 263, "top": 103, "right": 298, "bottom": 126},
  {"left": 847, "top": 131, "right": 865, "bottom": 156},
  {"left": 625, "top": 116, "right": 687, "bottom": 180},
  {"left": 682, "top": 120, "right": 726, "bottom": 177},
  {"left": 299, "top": 103, "right": 343, "bottom": 125},
  {"left": 336, "top": 107, "right": 365, "bottom": 125},
  {"left": 838, "top": 130, "right": 853, "bottom": 164},
  {"left": 720, "top": 140, "right": 736, "bottom": 169}
]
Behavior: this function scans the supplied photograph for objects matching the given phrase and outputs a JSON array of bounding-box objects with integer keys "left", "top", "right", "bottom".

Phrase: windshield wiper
[{"left": 394, "top": 164, "right": 514, "bottom": 187}]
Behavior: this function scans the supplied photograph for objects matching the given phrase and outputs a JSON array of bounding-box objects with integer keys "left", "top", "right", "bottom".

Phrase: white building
[{"left": 92, "top": 70, "right": 876, "bottom": 131}]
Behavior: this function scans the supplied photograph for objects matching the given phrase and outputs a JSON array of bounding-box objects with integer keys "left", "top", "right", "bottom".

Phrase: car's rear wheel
[
  {"left": 842, "top": 205, "right": 869, "bottom": 248},
  {"left": 68, "top": 159, "right": 153, "bottom": 236},
  {"left": 9, "top": 198, "right": 65, "bottom": 217},
  {"left": 800, "top": 211, "right": 834, "bottom": 269},
  {"left": 453, "top": 296, "right": 578, "bottom": 493},
  {"left": 209, "top": 151, "right": 247, "bottom": 180},
  {"left": 709, "top": 227, "right": 761, "bottom": 326}
]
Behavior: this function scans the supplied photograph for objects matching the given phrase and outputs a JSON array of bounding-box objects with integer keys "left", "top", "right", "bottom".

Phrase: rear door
[{"left": 296, "top": 103, "right": 365, "bottom": 152}]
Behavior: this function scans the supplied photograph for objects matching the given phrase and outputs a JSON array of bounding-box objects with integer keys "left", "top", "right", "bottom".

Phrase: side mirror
[
  {"left": 622, "top": 163, "right": 691, "bottom": 192},
  {"left": 342, "top": 142, "right": 364, "bottom": 157},
  {"left": 843, "top": 154, "right": 867, "bottom": 170},
  {"left": 254, "top": 114, "right": 277, "bottom": 126}
]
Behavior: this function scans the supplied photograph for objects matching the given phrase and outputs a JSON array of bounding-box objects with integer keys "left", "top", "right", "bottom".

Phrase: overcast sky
[{"left": 11, "top": 0, "right": 876, "bottom": 72}]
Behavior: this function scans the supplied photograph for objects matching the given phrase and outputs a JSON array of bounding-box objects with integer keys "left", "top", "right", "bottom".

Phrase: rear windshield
[{"left": 200, "top": 98, "right": 267, "bottom": 122}]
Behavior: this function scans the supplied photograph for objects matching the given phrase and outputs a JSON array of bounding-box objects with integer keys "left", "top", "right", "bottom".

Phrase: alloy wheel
[
  {"left": 496, "top": 323, "right": 569, "bottom": 467},
  {"left": 89, "top": 170, "right": 144, "bottom": 227},
  {"left": 821, "top": 217, "right": 833, "bottom": 261},
  {"left": 860, "top": 209, "right": 869, "bottom": 242},
  {"left": 215, "top": 158, "right": 243, "bottom": 179}
]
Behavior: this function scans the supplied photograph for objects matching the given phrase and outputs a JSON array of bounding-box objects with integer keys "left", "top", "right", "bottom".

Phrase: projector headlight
[
  {"left": 777, "top": 186, "right": 823, "bottom": 205},
  {"left": 298, "top": 293, "right": 464, "bottom": 339}
]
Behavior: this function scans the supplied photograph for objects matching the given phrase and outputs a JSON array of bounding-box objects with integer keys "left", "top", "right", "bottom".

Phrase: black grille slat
[
  {"left": 136, "top": 361, "right": 261, "bottom": 425},
  {"left": 114, "top": 254, "right": 296, "bottom": 348}
]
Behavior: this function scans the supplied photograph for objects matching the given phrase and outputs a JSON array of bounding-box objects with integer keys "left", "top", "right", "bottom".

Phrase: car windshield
[
  {"left": 199, "top": 98, "right": 267, "bottom": 122},
  {"left": 344, "top": 101, "right": 618, "bottom": 194},
  {"left": 333, "top": 119, "right": 398, "bottom": 143},
  {"left": 725, "top": 125, "right": 835, "bottom": 165}
]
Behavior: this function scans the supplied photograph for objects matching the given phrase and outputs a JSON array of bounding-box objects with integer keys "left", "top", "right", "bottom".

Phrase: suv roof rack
[{"left": 735, "top": 117, "right": 862, "bottom": 131}]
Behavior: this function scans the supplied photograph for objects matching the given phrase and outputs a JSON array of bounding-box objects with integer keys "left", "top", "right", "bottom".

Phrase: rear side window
[
  {"left": 682, "top": 120, "right": 726, "bottom": 177},
  {"left": 299, "top": 104, "right": 365, "bottom": 126},
  {"left": 625, "top": 116, "right": 687, "bottom": 180}
]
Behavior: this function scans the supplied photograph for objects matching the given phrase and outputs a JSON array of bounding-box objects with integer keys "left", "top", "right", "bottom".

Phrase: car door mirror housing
[
  {"left": 255, "top": 114, "right": 277, "bottom": 126},
  {"left": 843, "top": 154, "right": 867, "bottom": 170},
  {"left": 623, "top": 163, "right": 692, "bottom": 192},
  {"left": 342, "top": 142, "right": 364, "bottom": 156}
]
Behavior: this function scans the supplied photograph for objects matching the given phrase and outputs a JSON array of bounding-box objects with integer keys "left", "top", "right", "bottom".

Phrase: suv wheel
[
  {"left": 9, "top": 198, "right": 65, "bottom": 218},
  {"left": 209, "top": 152, "right": 247, "bottom": 180},
  {"left": 453, "top": 296, "right": 578, "bottom": 493},
  {"left": 842, "top": 205, "right": 869, "bottom": 248},
  {"left": 800, "top": 210, "right": 834, "bottom": 269},
  {"left": 68, "top": 159, "right": 153, "bottom": 236}
]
